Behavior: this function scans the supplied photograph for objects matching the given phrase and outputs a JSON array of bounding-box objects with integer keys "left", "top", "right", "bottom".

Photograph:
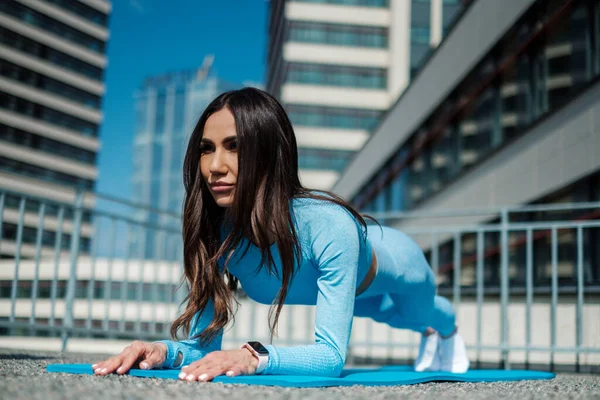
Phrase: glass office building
[
  {"left": 130, "top": 65, "right": 241, "bottom": 260},
  {"left": 267, "top": 0, "right": 468, "bottom": 190},
  {"left": 0, "top": 0, "right": 111, "bottom": 258},
  {"left": 335, "top": 0, "right": 600, "bottom": 291}
]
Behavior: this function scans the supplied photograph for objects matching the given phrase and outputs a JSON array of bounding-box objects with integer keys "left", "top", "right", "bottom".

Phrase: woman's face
[{"left": 200, "top": 108, "right": 238, "bottom": 208}]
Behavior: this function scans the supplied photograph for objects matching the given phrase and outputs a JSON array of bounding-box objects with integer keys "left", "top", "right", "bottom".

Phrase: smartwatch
[{"left": 241, "top": 341, "right": 269, "bottom": 374}]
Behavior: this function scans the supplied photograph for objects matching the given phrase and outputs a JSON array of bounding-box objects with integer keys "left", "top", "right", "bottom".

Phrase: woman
[{"left": 92, "top": 88, "right": 469, "bottom": 381}]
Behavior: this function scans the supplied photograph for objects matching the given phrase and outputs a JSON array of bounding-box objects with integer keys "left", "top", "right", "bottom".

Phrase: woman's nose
[{"left": 209, "top": 150, "right": 227, "bottom": 174}]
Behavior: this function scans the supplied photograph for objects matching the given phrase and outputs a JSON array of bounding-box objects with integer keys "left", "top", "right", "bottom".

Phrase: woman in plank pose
[{"left": 92, "top": 88, "right": 469, "bottom": 381}]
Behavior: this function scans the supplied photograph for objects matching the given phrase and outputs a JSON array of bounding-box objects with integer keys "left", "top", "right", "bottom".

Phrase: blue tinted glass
[
  {"left": 154, "top": 90, "right": 167, "bottom": 136},
  {"left": 173, "top": 88, "right": 186, "bottom": 133}
]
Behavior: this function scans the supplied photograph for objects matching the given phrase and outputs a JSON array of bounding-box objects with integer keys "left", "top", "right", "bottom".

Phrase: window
[
  {"left": 44, "top": 0, "right": 108, "bottom": 27},
  {"left": 293, "top": 0, "right": 388, "bottom": 8},
  {"left": 410, "top": 26, "right": 431, "bottom": 44},
  {"left": 151, "top": 143, "right": 163, "bottom": 177},
  {"left": 0, "top": 28, "right": 104, "bottom": 80},
  {"left": 443, "top": 0, "right": 465, "bottom": 32},
  {"left": 135, "top": 95, "right": 148, "bottom": 134},
  {"left": 298, "top": 148, "right": 355, "bottom": 171},
  {"left": 410, "top": 0, "right": 432, "bottom": 75},
  {"left": 0, "top": 156, "right": 94, "bottom": 190},
  {"left": 0, "top": 60, "right": 101, "bottom": 109},
  {"left": 0, "top": 125, "right": 96, "bottom": 165},
  {"left": 1, "top": 1, "right": 106, "bottom": 53},
  {"left": 287, "top": 63, "right": 387, "bottom": 88},
  {"left": 1, "top": 94, "right": 99, "bottom": 136},
  {"left": 287, "top": 104, "right": 382, "bottom": 130},
  {"left": 289, "top": 21, "right": 388, "bottom": 48},
  {"left": 0, "top": 224, "right": 91, "bottom": 253},
  {"left": 154, "top": 89, "right": 167, "bottom": 136},
  {"left": 173, "top": 88, "right": 186, "bottom": 133},
  {"left": 2, "top": 193, "right": 93, "bottom": 223}
]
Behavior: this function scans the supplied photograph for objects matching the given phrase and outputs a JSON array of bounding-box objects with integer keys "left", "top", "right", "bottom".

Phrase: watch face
[{"left": 248, "top": 341, "right": 268, "bottom": 355}]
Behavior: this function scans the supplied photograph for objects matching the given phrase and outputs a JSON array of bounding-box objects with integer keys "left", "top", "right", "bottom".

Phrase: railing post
[
  {"left": 29, "top": 203, "right": 46, "bottom": 336},
  {"left": 525, "top": 228, "right": 533, "bottom": 369},
  {"left": 476, "top": 230, "right": 484, "bottom": 368},
  {"left": 453, "top": 232, "right": 461, "bottom": 311},
  {"left": 10, "top": 198, "right": 26, "bottom": 331},
  {"left": 500, "top": 208, "right": 510, "bottom": 370},
  {"left": 0, "top": 193, "right": 5, "bottom": 258},
  {"left": 49, "top": 207, "right": 64, "bottom": 330},
  {"left": 575, "top": 226, "right": 584, "bottom": 373},
  {"left": 431, "top": 231, "right": 439, "bottom": 278},
  {"left": 550, "top": 227, "right": 558, "bottom": 372},
  {"left": 61, "top": 190, "right": 84, "bottom": 353}
]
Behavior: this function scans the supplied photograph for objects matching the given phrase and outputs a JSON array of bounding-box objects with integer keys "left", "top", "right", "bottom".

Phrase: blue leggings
[{"left": 353, "top": 226, "right": 456, "bottom": 337}]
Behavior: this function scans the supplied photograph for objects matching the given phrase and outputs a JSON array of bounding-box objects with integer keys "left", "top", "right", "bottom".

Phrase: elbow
[
  {"left": 327, "top": 355, "right": 345, "bottom": 377},
  {"left": 329, "top": 364, "right": 344, "bottom": 378},
  {"left": 319, "top": 343, "right": 346, "bottom": 377}
]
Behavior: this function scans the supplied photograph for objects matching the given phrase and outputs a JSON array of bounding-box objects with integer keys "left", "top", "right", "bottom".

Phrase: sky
[{"left": 96, "top": 0, "right": 268, "bottom": 202}]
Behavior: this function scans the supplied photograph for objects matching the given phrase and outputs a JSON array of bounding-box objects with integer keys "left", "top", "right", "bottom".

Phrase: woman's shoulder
[
  {"left": 291, "top": 195, "right": 359, "bottom": 228},
  {"left": 291, "top": 195, "right": 367, "bottom": 261}
]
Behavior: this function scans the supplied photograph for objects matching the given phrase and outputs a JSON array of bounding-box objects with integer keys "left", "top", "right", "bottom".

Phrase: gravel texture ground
[{"left": 0, "top": 348, "right": 598, "bottom": 400}]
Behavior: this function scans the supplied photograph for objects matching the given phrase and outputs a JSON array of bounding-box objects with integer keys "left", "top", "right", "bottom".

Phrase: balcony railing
[{"left": 0, "top": 188, "right": 598, "bottom": 372}]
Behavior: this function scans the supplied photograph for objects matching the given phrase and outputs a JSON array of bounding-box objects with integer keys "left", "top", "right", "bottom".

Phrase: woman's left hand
[{"left": 178, "top": 349, "right": 258, "bottom": 382}]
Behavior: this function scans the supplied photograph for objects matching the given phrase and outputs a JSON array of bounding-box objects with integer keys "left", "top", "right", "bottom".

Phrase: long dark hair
[{"left": 170, "top": 87, "right": 371, "bottom": 344}]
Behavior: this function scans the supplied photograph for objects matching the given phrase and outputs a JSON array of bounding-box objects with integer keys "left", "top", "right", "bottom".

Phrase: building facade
[
  {"left": 0, "top": 0, "right": 111, "bottom": 258},
  {"left": 267, "top": 0, "right": 467, "bottom": 190},
  {"left": 130, "top": 60, "right": 242, "bottom": 260},
  {"left": 334, "top": 0, "right": 600, "bottom": 295},
  {"left": 330, "top": 0, "right": 600, "bottom": 366}
]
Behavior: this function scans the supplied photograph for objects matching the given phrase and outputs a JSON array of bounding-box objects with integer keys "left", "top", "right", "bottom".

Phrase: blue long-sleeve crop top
[{"left": 155, "top": 197, "right": 373, "bottom": 377}]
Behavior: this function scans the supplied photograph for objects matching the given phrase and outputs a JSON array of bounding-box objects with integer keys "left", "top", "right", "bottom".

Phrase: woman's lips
[{"left": 210, "top": 184, "right": 234, "bottom": 193}]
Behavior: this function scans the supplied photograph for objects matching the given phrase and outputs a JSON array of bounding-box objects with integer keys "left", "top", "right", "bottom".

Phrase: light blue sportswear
[{"left": 154, "top": 197, "right": 455, "bottom": 376}]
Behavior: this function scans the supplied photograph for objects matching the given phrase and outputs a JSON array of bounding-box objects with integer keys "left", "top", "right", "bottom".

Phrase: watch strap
[{"left": 241, "top": 343, "right": 268, "bottom": 374}]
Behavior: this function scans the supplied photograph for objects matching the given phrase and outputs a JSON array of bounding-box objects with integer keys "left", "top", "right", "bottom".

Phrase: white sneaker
[
  {"left": 438, "top": 331, "right": 470, "bottom": 373},
  {"left": 414, "top": 333, "right": 440, "bottom": 372}
]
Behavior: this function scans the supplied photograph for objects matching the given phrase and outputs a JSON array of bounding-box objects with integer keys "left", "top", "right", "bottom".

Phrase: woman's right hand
[{"left": 92, "top": 341, "right": 167, "bottom": 375}]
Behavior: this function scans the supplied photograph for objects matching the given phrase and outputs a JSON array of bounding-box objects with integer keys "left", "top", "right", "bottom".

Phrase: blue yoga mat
[{"left": 46, "top": 364, "right": 555, "bottom": 388}]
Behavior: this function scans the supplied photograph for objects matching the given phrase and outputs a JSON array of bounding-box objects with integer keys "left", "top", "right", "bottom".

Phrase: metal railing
[
  {"left": 0, "top": 188, "right": 184, "bottom": 350},
  {"left": 0, "top": 188, "right": 598, "bottom": 371},
  {"left": 363, "top": 202, "right": 600, "bottom": 372}
]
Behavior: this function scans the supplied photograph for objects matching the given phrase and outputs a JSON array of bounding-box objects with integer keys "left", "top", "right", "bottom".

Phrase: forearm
[{"left": 263, "top": 343, "right": 345, "bottom": 377}]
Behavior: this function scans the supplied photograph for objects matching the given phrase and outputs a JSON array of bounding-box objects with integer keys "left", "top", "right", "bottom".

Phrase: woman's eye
[
  {"left": 199, "top": 145, "right": 213, "bottom": 153},
  {"left": 228, "top": 141, "right": 238, "bottom": 151}
]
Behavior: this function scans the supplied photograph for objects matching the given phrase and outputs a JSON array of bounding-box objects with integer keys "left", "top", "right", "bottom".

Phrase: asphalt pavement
[{"left": 1, "top": 348, "right": 598, "bottom": 400}]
